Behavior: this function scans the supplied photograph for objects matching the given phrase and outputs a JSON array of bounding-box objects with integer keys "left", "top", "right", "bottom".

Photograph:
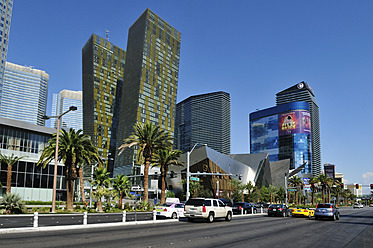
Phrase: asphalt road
[{"left": 1, "top": 207, "right": 372, "bottom": 248}]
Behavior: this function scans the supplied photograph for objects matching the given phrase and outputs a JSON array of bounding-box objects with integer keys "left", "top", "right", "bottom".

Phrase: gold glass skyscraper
[
  {"left": 115, "top": 9, "right": 181, "bottom": 176},
  {"left": 82, "top": 34, "right": 126, "bottom": 173}
]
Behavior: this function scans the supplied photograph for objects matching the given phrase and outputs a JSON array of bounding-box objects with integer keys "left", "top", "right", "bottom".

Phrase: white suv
[{"left": 184, "top": 198, "right": 233, "bottom": 223}]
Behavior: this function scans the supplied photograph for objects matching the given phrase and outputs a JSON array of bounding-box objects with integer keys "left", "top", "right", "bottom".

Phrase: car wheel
[
  {"left": 336, "top": 213, "right": 340, "bottom": 220},
  {"left": 171, "top": 212, "right": 177, "bottom": 219},
  {"left": 187, "top": 217, "right": 194, "bottom": 222},
  {"left": 225, "top": 212, "right": 232, "bottom": 221},
  {"left": 283, "top": 211, "right": 286, "bottom": 217},
  {"left": 332, "top": 214, "right": 336, "bottom": 221},
  {"left": 308, "top": 212, "right": 312, "bottom": 219},
  {"left": 207, "top": 213, "right": 214, "bottom": 223}
]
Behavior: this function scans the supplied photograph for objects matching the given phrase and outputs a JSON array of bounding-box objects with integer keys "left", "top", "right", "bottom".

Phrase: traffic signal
[
  {"left": 340, "top": 183, "right": 344, "bottom": 188},
  {"left": 370, "top": 184, "right": 373, "bottom": 190},
  {"left": 356, "top": 184, "right": 359, "bottom": 189}
]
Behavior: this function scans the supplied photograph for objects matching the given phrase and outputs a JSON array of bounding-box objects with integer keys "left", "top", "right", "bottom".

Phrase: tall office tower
[
  {"left": 82, "top": 34, "right": 126, "bottom": 174},
  {"left": 51, "top": 90, "right": 83, "bottom": 130},
  {"left": 0, "top": 62, "right": 48, "bottom": 126},
  {"left": 115, "top": 9, "right": 181, "bottom": 176},
  {"left": 0, "top": 0, "right": 13, "bottom": 92},
  {"left": 250, "top": 102, "right": 312, "bottom": 174},
  {"left": 276, "top": 81, "right": 321, "bottom": 176},
  {"left": 175, "top": 91, "right": 231, "bottom": 154}
]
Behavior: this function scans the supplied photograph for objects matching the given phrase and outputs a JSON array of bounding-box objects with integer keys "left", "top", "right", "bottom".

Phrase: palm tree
[
  {"left": 38, "top": 128, "right": 102, "bottom": 211},
  {"left": 244, "top": 181, "right": 259, "bottom": 203},
  {"left": 92, "top": 167, "right": 111, "bottom": 212},
  {"left": 0, "top": 193, "right": 24, "bottom": 214},
  {"left": 118, "top": 122, "right": 172, "bottom": 203},
  {"left": 112, "top": 174, "right": 131, "bottom": 209},
  {"left": 334, "top": 183, "right": 343, "bottom": 207},
  {"left": 309, "top": 177, "right": 318, "bottom": 205},
  {"left": 268, "top": 185, "right": 277, "bottom": 204},
  {"left": 0, "top": 154, "right": 26, "bottom": 194},
  {"left": 316, "top": 174, "right": 332, "bottom": 203},
  {"left": 153, "top": 147, "right": 183, "bottom": 204},
  {"left": 289, "top": 175, "right": 303, "bottom": 205}
]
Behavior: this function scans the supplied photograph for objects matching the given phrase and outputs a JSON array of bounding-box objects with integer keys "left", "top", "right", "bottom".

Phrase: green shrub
[{"left": 0, "top": 193, "right": 25, "bottom": 214}]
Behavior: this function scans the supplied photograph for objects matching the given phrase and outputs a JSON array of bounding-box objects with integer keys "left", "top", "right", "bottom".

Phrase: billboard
[
  {"left": 278, "top": 110, "right": 311, "bottom": 136},
  {"left": 324, "top": 164, "right": 335, "bottom": 180}
]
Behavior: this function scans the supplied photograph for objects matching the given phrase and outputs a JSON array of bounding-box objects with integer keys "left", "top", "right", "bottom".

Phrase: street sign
[
  {"left": 190, "top": 177, "right": 200, "bottom": 181},
  {"left": 288, "top": 189, "right": 297, "bottom": 191}
]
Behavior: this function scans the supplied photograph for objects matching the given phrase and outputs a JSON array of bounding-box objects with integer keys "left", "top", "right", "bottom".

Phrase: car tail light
[
  {"left": 268, "top": 207, "right": 270, "bottom": 211},
  {"left": 291, "top": 209, "right": 294, "bottom": 212},
  {"left": 164, "top": 208, "right": 167, "bottom": 212},
  {"left": 239, "top": 206, "right": 242, "bottom": 210},
  {"left": 279, "top": 208, "right": 283, "bottom": 211},
  {"left": 304, "top": 210, "right": 308, "bottom": 212},
  {"left": 153, "top": 207, "right": 155, "bottom": 210},
  {"left": 184, "top": 206, "right": 186, "bottom": 211},
  {"left": 330, "top": 205, "right": 332, "bottom": 209},
  {"left": 203, "top": 206, "right": 206, "bottom": 213}
]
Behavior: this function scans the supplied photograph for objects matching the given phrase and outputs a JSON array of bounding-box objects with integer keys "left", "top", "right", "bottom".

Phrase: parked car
[
  {"left": 232, "top": 202, "right": 257, "bottom": 215},
  {"left": 184, "top": 198, "right": 233, "bottom": 223},
  {"left": 291, "top": 207, "right": 315, "bottom": 218},
  {"left": 353, "top": 203, "right": 364, "bottom": 209},
  {"left": 314, "top": 203, "right": 340, "bottom": 221},
  {"left": 267, "top": 204, "right": 291, "bottom": 217},
  {"left": 369, "top": 204, "right": 373, "bottom": 207},
  {"left": 255, "top": 202, "right": 269, "bottom": 208},
  {"left": 154, "top": 202, "right": 185, "bottom": 219}
]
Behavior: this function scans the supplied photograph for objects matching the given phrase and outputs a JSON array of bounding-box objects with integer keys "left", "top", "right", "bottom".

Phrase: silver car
[{"left": 314, "top": 203, "right": 340, "bottom": 221}]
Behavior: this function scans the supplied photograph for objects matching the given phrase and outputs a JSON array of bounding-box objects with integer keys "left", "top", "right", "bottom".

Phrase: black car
[
  {"left": 267, "top": 204, "right": 291, "bottom": 217},
  {"left": 232, "top": 202, "right": 257, "bottom": 214}
]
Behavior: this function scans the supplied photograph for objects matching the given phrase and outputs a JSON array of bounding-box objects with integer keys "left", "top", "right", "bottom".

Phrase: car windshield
[
  {"left": 234, "top": 203, "right": 245, "bottom": 207},
  {"left": 162, "top": 203, "right": 173, "bottom": 207},
  {"left": 270, "top": 204, "right": 283, "bottom": 208},
  {"left": 186, "top": 199, "right": 209, "bottom": 206},
  {"left": 317, "top": 204, "right": 331, "bottom": 208}
]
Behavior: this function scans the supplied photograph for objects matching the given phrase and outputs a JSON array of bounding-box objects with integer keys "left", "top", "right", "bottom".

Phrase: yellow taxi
[{"left": 291, "top": 207, "right": 315, "bottom": 218}]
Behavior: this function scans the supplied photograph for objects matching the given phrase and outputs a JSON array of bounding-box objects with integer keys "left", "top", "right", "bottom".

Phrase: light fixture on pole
[
  {"left": 43, "top": 106, "right": 77, "bottom": 213},
  {"left": 186, "top": 143, "right": 207, "bottom": 201}
]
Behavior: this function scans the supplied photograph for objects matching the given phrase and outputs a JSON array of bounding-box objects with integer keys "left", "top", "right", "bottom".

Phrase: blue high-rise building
[
  {"left": 0, "top": 62, "right": 49, "bottom": 126},
  {"left": 250, "top": 101, "right": 312, "bottom": 174},
  {"left": 0, "top": 0, "right": 13, "bottom": 90},
  {"left": 51, "top": 90, "right": 83, "bottom": 130}
]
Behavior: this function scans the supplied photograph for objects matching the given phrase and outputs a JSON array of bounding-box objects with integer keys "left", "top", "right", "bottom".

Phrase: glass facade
[
  {"left": 82, "top": 34, "right": 126, "bottom": 174},
  {"left": 0, "top": 0, "right": 13, "bottom": 95},
  {"left": 0, "top": 62, "right": 49, "bottom": 126},
  {"left": 51, "top": 90, "right": 83, "bottom": 130},
  {"left": 0, "top": 119, "right": 65, "bottom": 200},
  {"left": 115, "top": 9, "right": 181, "bottom": 176},
  {"left": 175, "top": 91, "right": 231, "bottom": 154},
  {"left": 250, "top": 102, "right": 312, "bottom": 173}
]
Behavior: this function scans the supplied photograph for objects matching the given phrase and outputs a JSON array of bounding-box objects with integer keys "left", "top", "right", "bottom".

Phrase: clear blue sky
[{"left": 7, "top": 0, "right": 373, "bottom": 193}]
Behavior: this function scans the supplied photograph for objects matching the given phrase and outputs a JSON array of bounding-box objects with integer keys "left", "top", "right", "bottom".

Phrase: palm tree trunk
[
  {"left": 160, "top": 165, "right": 166, "bottom": 204},
  {"left": 6, "top": 164, "right": 12, "bottom": 194},
  {"left": 143, "top": 157, "right": 150, "bottom": 203},
  {"left": 322, "top": 186, "right": 325, "bottom": 203},
  {"left": 78, "top": 167, "right": 86, "bottom": 204},
  {"left": 66, "top": 179, "right": 74, "bottom": 211},
  {"left": 311, "top": 187, "right": 315, "bottom": 205},
  {"left": 97, "top": 198, "right": 103, "bottom": 212},
  {"left": 119, "top": 194, "right": 123, "bottom": 209},
  {"left": 336, "top": 192, "right": 339, "bottom": 207}
]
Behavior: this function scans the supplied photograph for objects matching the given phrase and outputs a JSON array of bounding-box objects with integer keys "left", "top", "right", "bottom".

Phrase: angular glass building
[
  {"left": 276, "top": 82, "right": 321, "bottom": 176},
  {"left": 82, "top": 34, "right": 126, "bottom": 174},
  {"left": 115, "top": 9, "right": 181, "bottom": 176},
  {"left": 250, "top": 101, "right": 312, "bottom": 174},
  {"left": 0, "top": 62, "right": 49, "bottom": 126},
  {"left": 0, "top": 0, "right": 13, "bottom": 89},
  {"left": 175, "top": 91, "right": 231, "bottom": 154},
  {"left": 51, "top": 90, "right": 82, "bottom": 130}
]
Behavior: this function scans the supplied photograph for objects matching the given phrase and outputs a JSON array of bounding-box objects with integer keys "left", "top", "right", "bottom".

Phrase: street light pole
[
  {"left": 186, "top": 143, "right": 206, "bottom": 202},
  {"left": 43, "top": 106, "right": 77, "bottom": 213}
]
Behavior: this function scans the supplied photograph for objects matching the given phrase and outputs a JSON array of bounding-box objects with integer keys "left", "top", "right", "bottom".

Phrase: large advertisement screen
[{"left": 278, "top": 110, "right": 311, "bottom": 136}]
